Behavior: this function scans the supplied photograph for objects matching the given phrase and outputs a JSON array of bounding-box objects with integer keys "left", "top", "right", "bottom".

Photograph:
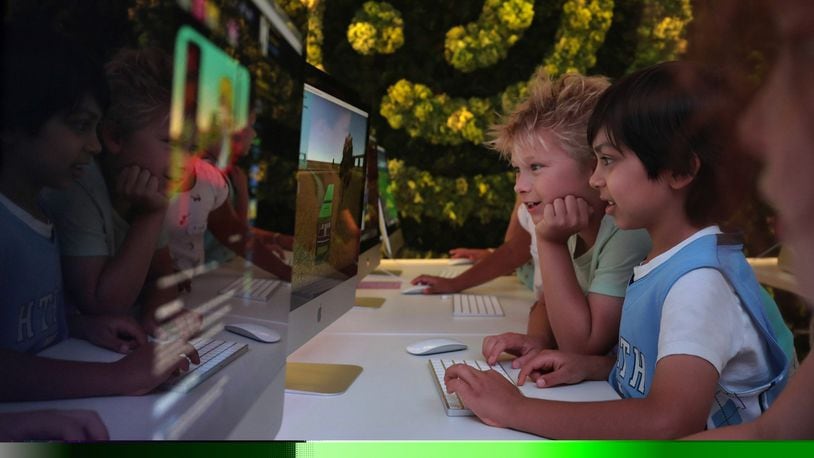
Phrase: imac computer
[
  {"left": 285, "top": 63, "right": 370, "bottom": 394},
  {"left": 1, "top": 0, "right": 300, "bottom": 439},
  {"left": 287, "top": 63, "right": 369, "bottom": 352},
  {"left": 377, "top": 146, "right": 406, "bottom": 258}
]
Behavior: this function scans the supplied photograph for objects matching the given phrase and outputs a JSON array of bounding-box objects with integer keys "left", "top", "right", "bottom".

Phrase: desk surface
[
  {"left": 275, "top": 259, "right": 620, "bottom": 440},
  {"left": 276, "top": 332, "right": 618, "bottom": 440}
]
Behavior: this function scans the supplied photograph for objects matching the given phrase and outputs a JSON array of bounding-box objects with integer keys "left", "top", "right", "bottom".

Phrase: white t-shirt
[
  {"left": 517, "top": 204, "right": 543, "bottom": 297},
  {"left": 165, "top": 159, "right": 229, "bottom": 271},
  {"left": 633, "top": 226, "right": 773, "bottom": 395}
]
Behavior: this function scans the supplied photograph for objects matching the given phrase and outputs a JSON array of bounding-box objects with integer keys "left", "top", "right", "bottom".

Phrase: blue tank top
[
  {"left": 0, "top": 200, "right": 68, "bottom": 353},
  {"left": 609, "top": 233, "right": 790, "bottom": 428}
]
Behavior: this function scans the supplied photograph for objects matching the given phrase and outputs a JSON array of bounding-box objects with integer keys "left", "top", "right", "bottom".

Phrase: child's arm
[
  {"left": 535, "top": 196, "right": 622, "bottom": 354},
  {"left": 207, "top": 200, "right": 292, "bottom": 281},
  {"left": 0, "top": 341, "right": 199, "bottom": 402},
  {"left": 60, "top": 165, "right": 168, "bottom": 315},
  {"left": 446, "top": 353, "right": 719, "bottom": 439},
  {"left": 411, "top": 230, "right": 532, "bottom": 294},
  {"left": 686, "top": 352, "right": 814, "bottom": 440}
]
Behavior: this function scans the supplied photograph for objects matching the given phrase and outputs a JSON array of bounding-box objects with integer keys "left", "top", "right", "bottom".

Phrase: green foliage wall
[{"left": 284, "top": 0, "right": 692, "bottom": 255}]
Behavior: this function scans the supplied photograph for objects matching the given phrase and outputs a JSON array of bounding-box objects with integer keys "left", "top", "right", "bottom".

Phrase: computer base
[
  {"left": 284, "top": 362, "right": 363, "bottom": 395},
  {"left": 355, "top": 296, "right": 386, "bottom": 308}
]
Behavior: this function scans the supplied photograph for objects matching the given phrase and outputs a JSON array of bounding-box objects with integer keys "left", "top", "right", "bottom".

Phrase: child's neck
[
  {"left": 574, "top": 205, "right": 605, "bottom": 256},
  {"left": 0, "top": 168, "right": 47, "bottom": 222},
  {"left": 645, "top": 213, "right": 705, "bottom": 262}
]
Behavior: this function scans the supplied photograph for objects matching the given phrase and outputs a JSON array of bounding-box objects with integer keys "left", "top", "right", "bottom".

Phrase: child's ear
[
  {"left": 669, "top": 154, "right": 701, "bottom": 190},
  {"left": 100, "top": 123, "right": 122, "bottom": 154}
]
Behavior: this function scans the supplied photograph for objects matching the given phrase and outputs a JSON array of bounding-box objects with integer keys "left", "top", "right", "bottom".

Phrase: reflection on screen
[{"left": 291, "top": 84, "right": 367, "bottom": 309}]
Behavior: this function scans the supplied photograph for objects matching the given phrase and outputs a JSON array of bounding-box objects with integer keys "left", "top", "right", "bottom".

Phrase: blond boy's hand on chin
[
  {"left": 116, "top": 165, "right": 168, "bottom": 213},
  {"left": 535, "top": 195, "right": 592, "bottom": 244}
]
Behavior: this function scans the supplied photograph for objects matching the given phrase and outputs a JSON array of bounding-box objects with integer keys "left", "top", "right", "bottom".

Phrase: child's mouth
[{"left": 525, "top": 201, "right": 542, "bottom": 210}]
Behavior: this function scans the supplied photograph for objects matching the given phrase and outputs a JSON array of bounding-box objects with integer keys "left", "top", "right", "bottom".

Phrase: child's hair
[
  {"left": 102, "top": 48, "right": 173, "bottom": 139},
  {"left": 1, "top": 20, "right": 108, "bottom": 137},
  {"left": 587, "top": 61, "right": 727, "bottom": 227},
  {"left": 489, "top": 69, "right": 610, "bottom": 169}
]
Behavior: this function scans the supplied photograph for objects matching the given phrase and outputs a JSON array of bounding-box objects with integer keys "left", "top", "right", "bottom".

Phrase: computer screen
[
  {"left": 287, "top": 63, "right": 370, "bottom": 354},
  {"left": 377, "top": 146, "right": 405, "bottom": 258}
]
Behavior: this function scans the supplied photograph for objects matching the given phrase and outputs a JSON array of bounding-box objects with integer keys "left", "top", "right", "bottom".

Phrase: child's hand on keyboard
[
  {"left": 410, "top": 275, "right": 460, "bottom": 294},
  {"left": 114, "top": 339, "right": 201, "bottom": 395},
  {"left": 516, "top": 350, "right": 614, "bottom": 388},
  {"left": 71, "top": 314, "right": 147, "bottom": 354},
  {"left": 444, "top": 363, "right": 524, "bottom": 428},
  {"left": 481, "top": 332, "right": 544, "bottom": 366}
]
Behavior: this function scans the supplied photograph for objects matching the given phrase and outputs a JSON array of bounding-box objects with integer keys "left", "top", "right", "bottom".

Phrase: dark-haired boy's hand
[
  {"left": 0, "top": 409, "right": 109, "bottom": 441},
  {"left": 114, "top": 339, "right": 200, "bottom": 396},
  {"left": 535, "top": 195, "right": 592, "bottom": 244},
  {"left": 72, "top": 314, "right": 147, "bottom": 354},
  {"left": 482, "top": 332, "right": 544, "bottom": 366},
  {"left": 444, "top": 363, "right": 525, "bottom": 428},
  {"left": 516, "top": 350, "right": 614, "bottom": 388}
]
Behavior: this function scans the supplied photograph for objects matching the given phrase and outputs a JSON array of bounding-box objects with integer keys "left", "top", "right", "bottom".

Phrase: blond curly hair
[{"left": 489, "top": 70, "right": 609, "bottom": 169}]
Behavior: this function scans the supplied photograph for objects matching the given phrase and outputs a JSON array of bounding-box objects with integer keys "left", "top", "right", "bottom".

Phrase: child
[
  {"left": 1, "top": 22, "right": 198, "bottom": 403},
  {"left": 40, "top": 47, "right": 191, "bottom": 335},
  {"left": 445, "top": 61, "right": 792, "bottom": 438},
  {"left": 425, "top": 71, "right": 651, "bottom": 357},
  {"left": 687, "top": 0, "right": 814, "bottom": 439}
]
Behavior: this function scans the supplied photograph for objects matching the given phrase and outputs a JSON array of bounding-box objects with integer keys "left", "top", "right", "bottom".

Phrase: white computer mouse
[
  {"left": 448, "top": 258, "right": 474, "bottom": 266},
  {"left": 401, "top": 284, "right": 430, "bottom": 295},
  {"left": 225, "top": 323, "right": 281, "bottom": 343},
  {"left": 405, "top": 338, "right": 467, "bottom": 355}
]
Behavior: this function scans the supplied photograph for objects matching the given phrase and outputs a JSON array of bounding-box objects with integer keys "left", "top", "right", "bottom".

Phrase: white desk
[
  {"left": 275, "top": 259, "right": 620, "bottom": 440},
  {"left": 0, "top": 259, "right": 290, "bottom": 440},
  {"left": 277, "top": 333, "right": 619, "bottom": 440}
]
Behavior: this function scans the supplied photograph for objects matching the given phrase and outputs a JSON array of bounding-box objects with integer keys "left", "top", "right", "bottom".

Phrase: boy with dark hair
[{"left": 444, "top": 61, "right": 791, "bottom": 438}]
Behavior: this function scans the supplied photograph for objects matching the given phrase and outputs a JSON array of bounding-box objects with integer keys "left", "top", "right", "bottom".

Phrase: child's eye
[
  {"left": 71, "top": 121, "right": 92, "bottom": 133},
  {"left": 599, "top": 156, "right": 614, "bottom": 166},
  {"left": 530, "top": 163, "right": 545, "bottom": 172}
]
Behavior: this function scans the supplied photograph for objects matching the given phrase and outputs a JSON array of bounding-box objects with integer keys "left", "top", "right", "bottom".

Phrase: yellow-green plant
[
  {"left": 542, "top": 0, "right": 615, "bottom": 76},
  {"left": 347, "top": 1, "right": 404, "bottom": 55},
  {"left": 444, "top": 0, "right": 535, "bottom": 73},
  {"left": 386, "top": 159, "right": 515, "bottom": 226},
  {"left": 628, "top": 0, "right": 692, "bottom": 72}
]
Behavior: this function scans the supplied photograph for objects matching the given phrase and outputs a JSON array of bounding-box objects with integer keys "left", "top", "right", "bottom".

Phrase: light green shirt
[{"left": 568, "top": 215, "right": 651, "bottom": 297}]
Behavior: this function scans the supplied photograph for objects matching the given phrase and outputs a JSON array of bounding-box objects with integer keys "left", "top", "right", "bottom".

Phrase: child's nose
[
  {"left": 589, "top": 168, "right": 604, "bottom": 189},
  {"left": 87, "top": 132, "right": 102, "bottom": 155},
  {"left": 514, "top": 173, "right": 530, "bottom": 194}
]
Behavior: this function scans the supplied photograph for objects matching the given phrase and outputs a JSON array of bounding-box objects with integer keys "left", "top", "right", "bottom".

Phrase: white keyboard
[
  {"left": 429, "top": 359, "right": 513, "bottom": 416},
  {"left": 219, "top": 277, "right": 281, "bottom": 302},
  {"left": 161, "top": 337, "right": 248, "bottom": 392},
  {"left": 452, "top": 294, "right": 504, "bottom": 317}
]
